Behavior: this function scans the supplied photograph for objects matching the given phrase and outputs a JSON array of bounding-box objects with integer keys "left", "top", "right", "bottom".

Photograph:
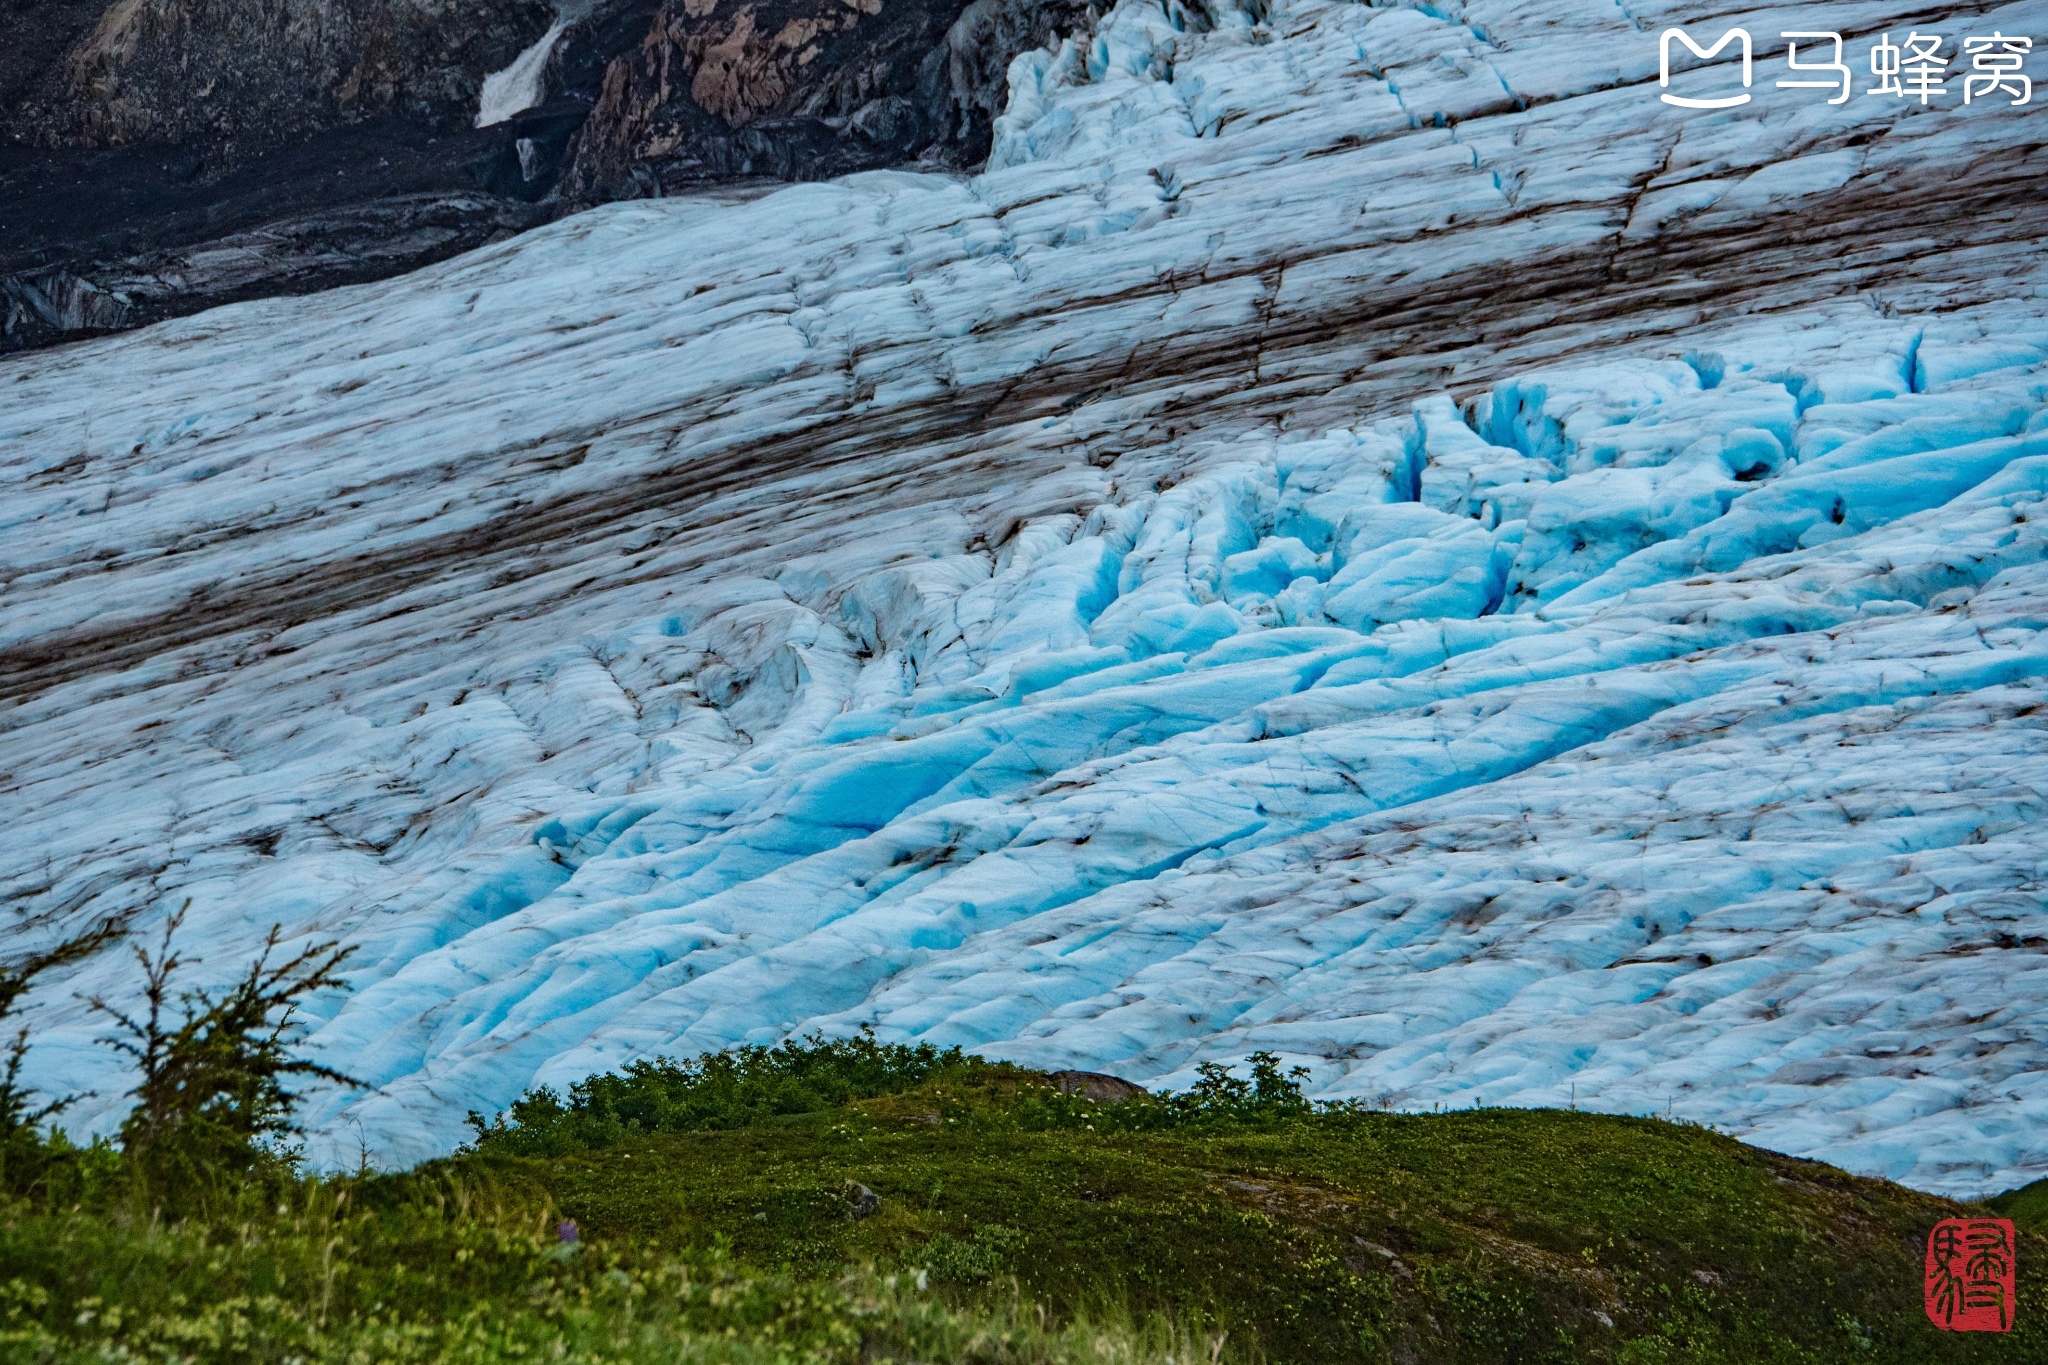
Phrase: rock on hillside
[
  {"left": 0, "top": 0, "right": 1094, "bottom": 350},
  {"left": 560, "top": 0, "right": 1092, "bottom": 198},
  {"left": 15, "top": 0, "right": 554, "bottom": 152}
]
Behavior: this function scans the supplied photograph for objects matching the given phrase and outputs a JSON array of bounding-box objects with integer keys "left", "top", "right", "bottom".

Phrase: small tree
[
  {"left": 0, "top": 915, "right": 127, "bottom": 1192},
  {"left": 1167, "top": 1051, "right": 1313, "bottom": 1124},
  {"left": 90, "top": 904, "right": 359, "bottom": 1197}
]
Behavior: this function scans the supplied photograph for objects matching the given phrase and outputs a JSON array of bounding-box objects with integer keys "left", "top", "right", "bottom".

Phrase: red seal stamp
[{"left": 1925, "top": 1217, "right": 2016, "bottom": 1332}]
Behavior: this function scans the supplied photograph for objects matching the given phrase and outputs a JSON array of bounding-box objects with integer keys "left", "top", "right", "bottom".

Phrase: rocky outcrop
[
  {"left": 1047, "top": 1072, "right": 1149, "bottom": 1104},
  {"left": 0, "top": 0, "right": 112, "bottom": 116},
  {"left": 558, "top": 0, "right": 1092, "bottom": 199},
  {"left": 936, "top": 0, "right": 1093, "bottom": 165},
  {"left": 16, "top": 0, "right": 556, "bottom": 157},
  {"left": 3, "top": 192, "right": 545, "bottom": 351},
  {"left": 0, "top": 0, "right": 1097, "bottom": 353},
  {"left": 0, "top": 0, "right": 563, "bottom": 351},
  {"left": 0, "top": 105, "right": 554, "bottom": 349},
  {"left": 840, "top": 1181, "right": 881, "bottom": 1217}
]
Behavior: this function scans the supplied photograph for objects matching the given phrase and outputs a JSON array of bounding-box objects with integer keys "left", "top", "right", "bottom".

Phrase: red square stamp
[{"left": 1925, "top": 1217, "right": 2016, "bottom": 1332}]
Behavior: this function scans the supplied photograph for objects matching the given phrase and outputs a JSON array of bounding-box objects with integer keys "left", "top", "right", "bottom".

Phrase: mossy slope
[
  {"left": 461, "top": 1064, "right": 2044, "bottom": 1363},
  {"left": 4, "top": 1053, "right": 2041, "bottom": 1363}
]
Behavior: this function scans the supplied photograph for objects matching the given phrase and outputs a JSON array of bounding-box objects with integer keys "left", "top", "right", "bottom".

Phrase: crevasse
[{"left": 3, "top": 0, "right": 2045, "bottom": 1195}]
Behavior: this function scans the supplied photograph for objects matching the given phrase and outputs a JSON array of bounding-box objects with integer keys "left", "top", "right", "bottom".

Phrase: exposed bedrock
[
  {"left": 559, "top": 0, "right": 1094, "bottom": 198},
  {"left": 14, "top": 0, "right": 556, "bottom": 152},
  {"left": 0, "top": 0, "right": 1097, "bottom": 351}
]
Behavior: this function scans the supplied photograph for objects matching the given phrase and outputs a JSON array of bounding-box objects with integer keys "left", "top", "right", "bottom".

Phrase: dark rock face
[
  {"left": 558, "top": 0, "right": 1090, "bottom": 199},
  {"left": 0, "top": 0, "right": 1094, "bottom": 353},
  {"left": 0, "top": 111, "right": 549, "bottom": 349},
  {"left": 1047, "top": 1070, "right": 1149, "bottom": 1103},
  {"left": 3, "top": 191, "right": 545, "bottom": 351},
  {"left": 15, "top": 0, "right": 556, "bottom": 153},
  {"left": 0, "top": 0, "right": 113, "bottom": 113}
]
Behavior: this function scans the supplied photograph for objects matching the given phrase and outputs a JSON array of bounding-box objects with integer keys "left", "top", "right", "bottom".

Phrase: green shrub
[
  {"left": 912, "top": 1224, "right": 1027, "bottom": 1283},
  {"left": 1, "top": 1036, "right": 2041, "bottom": 1363},
  {"left": 3, "top": 931, "right": 2040, "bottom": 1363},
  {"left": 472, "top": 1043, "right": 1339, "bottom": 1158},
  {"left": 465, "top": 1031, "right": 1000, "bottom": 1156}
]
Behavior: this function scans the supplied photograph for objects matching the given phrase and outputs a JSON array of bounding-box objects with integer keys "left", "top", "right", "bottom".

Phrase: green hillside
[{"left": 2, "top": 1039, "right": 2040, "bottom": 1363}]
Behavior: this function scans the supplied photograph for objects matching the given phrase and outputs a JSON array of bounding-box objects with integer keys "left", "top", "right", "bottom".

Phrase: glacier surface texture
[{"left": 3, "top": 0, "right": 2048, "bottom": 1195}]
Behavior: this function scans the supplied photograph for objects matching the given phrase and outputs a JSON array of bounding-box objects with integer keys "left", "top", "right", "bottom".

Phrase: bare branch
[
  {"left": 88, "top": 906, "right": 361, "bottom": 1186},
  {"left": 0, "top": 909, "right": 130, "bottom": 1153}
]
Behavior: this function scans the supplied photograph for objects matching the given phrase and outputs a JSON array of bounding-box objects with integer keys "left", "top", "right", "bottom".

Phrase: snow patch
[{"left": 477, "top": 20, "right": 566, "bottom": 128}]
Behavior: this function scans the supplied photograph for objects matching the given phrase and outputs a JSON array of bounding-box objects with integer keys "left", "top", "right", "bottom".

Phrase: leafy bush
[
  {"left": 466, "top": 1031, "right": 998, "bottom": 1156},
  {"left": 1004, "top": 1051, "right": 1320, "bottom": 1137},
  {"left": 911, "top": 1224, "right": 1027, "bottom": 1284},
  {"left": 1, "top": 1020, "right": 2039, "bottom": 1363},
  {"left": 1163, "top": 1052, "right": 1314, "bottom": 1123},
  {"left": 466, "top": 1071, "right": 2047, "bottom": 1364},
  {"left": 469, "top": 1038, "right": 1337, "bottom": 1158},
  {"left": 4, "top": 938, "right": 2031, "bottom": 1364}
]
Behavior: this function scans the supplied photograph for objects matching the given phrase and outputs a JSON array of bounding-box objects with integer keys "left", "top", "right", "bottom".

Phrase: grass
[
  {"left": 1, "top": 1041, "right": 2041, "bottom": 1363},
  {"left": 1993, "top": 1177, "right": 2048, "bottom": 1237},
  {"left": 0, "top": 1176, "right": 1221, "bottom": 1364}
]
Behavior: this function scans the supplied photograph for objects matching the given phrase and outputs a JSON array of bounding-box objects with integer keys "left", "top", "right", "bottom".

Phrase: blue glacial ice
[{"left": 2, "top": 0, "right": 2046, "bottom": 1195}]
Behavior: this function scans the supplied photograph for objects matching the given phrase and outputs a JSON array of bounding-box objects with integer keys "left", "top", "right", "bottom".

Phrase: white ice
[
  {"left": 476, "top": 19, "right": 567, "bottom": 129},
  {"left": 4, "top": 0, "right": 2047, "bottom": 1196}
]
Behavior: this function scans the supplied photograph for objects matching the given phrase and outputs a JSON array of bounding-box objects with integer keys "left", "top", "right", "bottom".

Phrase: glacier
[{"left": 3, "top": 0, "right": 2047, "bottom": 1196}]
